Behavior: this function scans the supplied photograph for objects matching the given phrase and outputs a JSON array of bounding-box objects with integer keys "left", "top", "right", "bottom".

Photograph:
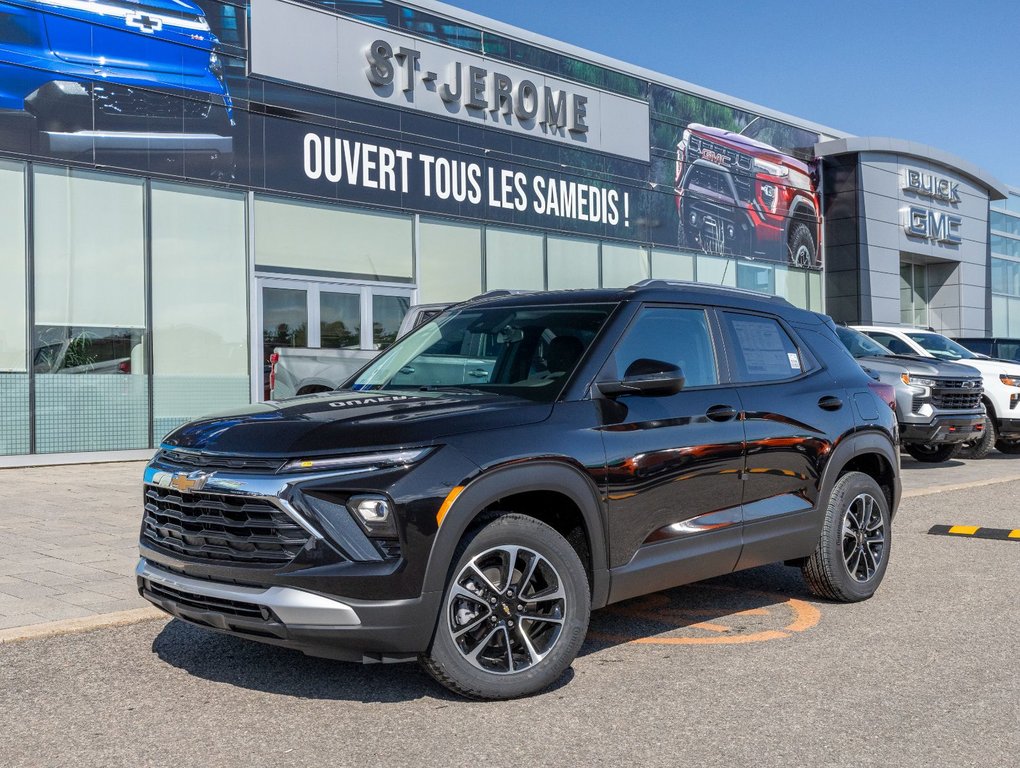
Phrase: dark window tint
[
  {"left": 956, "top": 338, "right": 991, "bottom": 355},
  {"left": 865, "top": 332, "right": 914, "bottom": 356},
  {"left": 613, "top": 308, "right": 718, "bottom": 387},
  {"left": 722, "top": 312, "right": 803, "bottom": 382}
]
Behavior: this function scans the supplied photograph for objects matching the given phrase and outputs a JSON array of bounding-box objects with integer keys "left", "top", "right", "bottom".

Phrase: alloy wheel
[
  {"left": 446, "top": 545, "right": 566, "bottom": 675},
  {"left": 841, "top": 493, "right": 886, "bottom": 582}
]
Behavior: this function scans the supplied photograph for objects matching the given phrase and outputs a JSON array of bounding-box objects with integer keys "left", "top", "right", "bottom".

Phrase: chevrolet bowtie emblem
[
  {"left": 169, "top": 470, "right": 210, "bottom": 493},
  {"left": 126, "top": 12, "right": 163, "bottom": 33}
]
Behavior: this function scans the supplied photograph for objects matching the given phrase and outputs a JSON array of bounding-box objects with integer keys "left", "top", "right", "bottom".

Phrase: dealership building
[{"left": 0, "top": 0, "right": 1015, "bottom": 463}]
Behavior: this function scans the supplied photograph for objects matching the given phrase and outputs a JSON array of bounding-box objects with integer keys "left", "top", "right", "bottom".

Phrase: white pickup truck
[{"left": 269, "top": 303, "right": 450, "bottom": 399}]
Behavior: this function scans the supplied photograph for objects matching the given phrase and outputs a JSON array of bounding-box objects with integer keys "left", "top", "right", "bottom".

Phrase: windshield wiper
[{"left": 416, "top": 385, "right": 483, "bottom": 394}]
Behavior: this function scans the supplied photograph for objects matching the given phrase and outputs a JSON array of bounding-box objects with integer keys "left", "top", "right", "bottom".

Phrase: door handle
[
  {"left": 706, "top": 404, "right": 738, "bottom": 422},
  {"left": 818, "top": 395, "right": 843, "bottom": 411},
  {"left": 468, "top": 368, "right": 488, "bottom": 378}
]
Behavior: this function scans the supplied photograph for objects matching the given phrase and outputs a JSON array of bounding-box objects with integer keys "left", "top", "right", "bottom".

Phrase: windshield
[
  {"left": 349, "top": 303, "right": 615, "bottom": 403},
  {"left": 835, "top": 326, "right": 892, "bottom": 359},
  {"left": 906, "top": 332, "right": 977, "bottom": 361}
]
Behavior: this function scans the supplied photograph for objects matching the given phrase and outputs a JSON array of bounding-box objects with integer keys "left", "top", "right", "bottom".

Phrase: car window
[
  {"left": 995, "top": 342, "right": 1020, "bottom": 361},
  {"left": 905, "top": 333, "right": 976, "bottom": 361},
  {"left": 834, "top": 326, "right": 892, "bottom": 358},
  {"left": 956, "top": 338, "right": 991, "bottom": 355},
  {"left": 864, "top": 332, "right": 915, "bottom": 356},
  {"left": 722, "top": 312, "right": 805, "bottom": 383},
  {"left": 611, "top": 307, "right": 718, "bottom": 388}
]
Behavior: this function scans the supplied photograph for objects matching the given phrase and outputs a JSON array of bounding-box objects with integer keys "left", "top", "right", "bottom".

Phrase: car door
[
  {"left": 597, "top": 305, "right": 745, "bottom": 603},
  {"left": 719, "top": 310, "right": 856, "bottom": 570}
]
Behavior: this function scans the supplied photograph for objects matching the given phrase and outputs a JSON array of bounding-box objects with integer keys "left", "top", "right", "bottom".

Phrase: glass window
[
  {"left": 151, "top": 182, "right": 248, "bottom": 439},
  {"left": 904, "top": 332, "right": 977, "bottom": 361},
  {"left": 1009, "top": 298, "right": 1020, "bottom": 338},
  {"left": 418, "top": 218, "right": 482, "bottom": 303},
  {"left": 33, "top": 167, "right": 148, "bottom": 453},
  {"left": 254, "top": 196, "right": 412, "bottom": 281},
  {"left": 602, "top": 243, "right": 649, "bottom": 287},
  {"left": 486, "top": 227, "right": 544, "bottom": 291},
  {"left": 774, "top": 265, "right": 808, "bottom": 309},
  {"left": 737, "top": 262, "right": 775, "bottom": 294},
  {"left": 611, "top": 307, "right": 718, "bottom": 387},
  {"left": 352, "top": 303, "right": 613, "bottom": 403},
  {"left": 865, "top": 332, "right": 915, "bottom": 356},
  {"left": 696, "top": 254, "right": 737, "bottom": 286},
  {"left": 320, "top": 291, "right": 361, "bottom": 349},
  {"left": 721, "top": 312, "right": 804, "bottom": 383},
  {"left": 0, "top": 160, "right": 28, "bottom": 455},
  {"left": 651, "top": 248, "right": 694, "bottom": 281},
  {"left": 372, "top": 294, "right": 410, "bottom": 350},
  {"left": 991, "top": 211, "right": 1020, "bottom": 237},
  {"left": 548, "top": 236, "right": 599, "bottom": 289},
  {"left": 807, "top": 270, "right": 823, "bottom": 313}
]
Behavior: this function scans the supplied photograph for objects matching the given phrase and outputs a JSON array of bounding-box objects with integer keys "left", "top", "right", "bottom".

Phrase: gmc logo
[{"left": 903, "top": 206, "right": 962, "bottom": 245}]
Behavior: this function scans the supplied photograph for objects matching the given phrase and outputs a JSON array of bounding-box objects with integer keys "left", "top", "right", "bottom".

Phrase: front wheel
[
  {"left": 955, "top": 413, "right": 995, "bottom": 459},
  {"left": 422, "top": 514, "right": 590, "bottom": 700},
  {"left": 787, "top": 221, "right": 816, "bottom": 267},
  {"left": 903, "top": 442, "right": 958, "bottom": 463},
  {"left": 802, "top": 471, "right": 891, "bottom": 602},
  {"left": 994, "top": 438, "right": 1020, "bottom": 454}
]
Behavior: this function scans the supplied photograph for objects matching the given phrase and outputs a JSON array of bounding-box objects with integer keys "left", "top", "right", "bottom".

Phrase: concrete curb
[
  {"left": 0, "top": 607, "right": 166, "bottom": 645},
  {"left": 902, "top": 476, "right": 1019, "bottom": 499}
]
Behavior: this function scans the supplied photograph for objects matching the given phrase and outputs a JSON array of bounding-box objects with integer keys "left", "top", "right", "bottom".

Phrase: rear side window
[
  {"left": 612, "top": 307, "right": 719, "bottom": 388},
  {"left": 865, "top": 332, "right": 914, "bottom": 356},
  {"left": 721, "top": 312, "right": 805, "bottom": 383}
]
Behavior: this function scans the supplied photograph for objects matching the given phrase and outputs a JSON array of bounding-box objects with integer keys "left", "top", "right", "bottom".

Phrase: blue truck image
[{"left": 0, "top": 0, "right": 233, "bottom": 177}]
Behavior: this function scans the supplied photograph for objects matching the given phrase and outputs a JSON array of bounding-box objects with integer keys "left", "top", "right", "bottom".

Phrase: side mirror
[{"left": 597, "top": 358, "right": 685, "bottom": 398}]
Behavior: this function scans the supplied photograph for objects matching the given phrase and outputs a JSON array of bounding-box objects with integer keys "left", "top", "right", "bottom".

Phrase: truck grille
[
  {"left": 92, "top": 85, "right": 213, "bottom": 119},
  {"left": 931, "top": 379, "right": 982, "bottom": 410},
  {"left": 142, "top": 486, "right": 311, "bottom": 565},
  {"left": 156, "top": 449, "right": 285, "bottom": 473},
  {"left": 685, "top": 136, "right": 754, "bottom": 202}
]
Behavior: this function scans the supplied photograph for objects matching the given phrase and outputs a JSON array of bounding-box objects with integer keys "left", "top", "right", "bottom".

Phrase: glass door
[
  {"left": 259, "top": 280, "right": 308, "bottom": 400},
  {"left": 900, "top": 263, "right": 929, "bottom": 327}
]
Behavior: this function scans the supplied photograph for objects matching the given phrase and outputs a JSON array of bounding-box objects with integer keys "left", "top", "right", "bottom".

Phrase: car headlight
[
  {"left": 753, "top": 158, "right": 789, "bottom": 178},
  {"left": 1000, "top": 374, "right": 1020, "bottom": 387},
  {"left": 280, "top": 447, "right": 432, "bottom": 473},
  {"left": 901, "top": 373, "right": 936, "bottom": 387}
]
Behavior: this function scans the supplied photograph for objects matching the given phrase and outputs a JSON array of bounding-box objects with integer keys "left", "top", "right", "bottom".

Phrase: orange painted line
[
  {"left": 948, "top": 525, "right": 979, "bottom": 535},
  {"left": 435, "top": 486, "right": 464, "bottom": 528},
  {"left": 687, "top": 621, "right": 732, "bottom": 633}
]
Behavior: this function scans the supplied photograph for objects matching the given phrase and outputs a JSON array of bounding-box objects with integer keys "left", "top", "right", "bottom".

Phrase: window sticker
[{"left": 788, "top": 352, "right": 801, "bottom": 370}]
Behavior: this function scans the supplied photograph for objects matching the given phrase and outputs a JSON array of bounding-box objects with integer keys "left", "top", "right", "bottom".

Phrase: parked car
[
  {"left": 138, "top": 281, "right": 899, "bottom": 699},
  {"left": 952, "top": 337, "right": 1020, "bottom": 363},
  {"left": 834, "top": 326, "right": 983, "bottom": 462},
  {"left": 675, "top": 118, "right": 820, "bottom": 266},
  {"left": 854, "top": 325, "right": 1020, "bottom": 457},
  {"left": 0, "top": 0, "right": 234, "bottom": 177},
  {"left": 269, "top": 303, "right": 448, "bottom": 399}
]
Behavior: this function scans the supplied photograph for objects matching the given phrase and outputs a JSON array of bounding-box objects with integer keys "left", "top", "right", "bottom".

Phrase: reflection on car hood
[
  {"left": 855, "top": 355, "right": 981, "bottom": 378},
  {"left": 163, "top": 390, "right": 552, "bottom": 455}
]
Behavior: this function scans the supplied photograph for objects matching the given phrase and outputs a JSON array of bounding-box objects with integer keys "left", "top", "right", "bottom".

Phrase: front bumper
[
  {"left": 137, "top": 558, "right": 440, "bottom": 662},
  {"left": 995, "top": 417, "right": 1020, "bottom": 439},
  {"left": 899, "top": 412, "right": 984, "bottom": 444}
]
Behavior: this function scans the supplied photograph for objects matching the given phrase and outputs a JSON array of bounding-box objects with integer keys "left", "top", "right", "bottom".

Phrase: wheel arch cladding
[
  {"left": 825, "top": 433, "right": 898, "bottom": 518},
  {"left": 423, "top": 461, "right": 610, "bottom": 609}
]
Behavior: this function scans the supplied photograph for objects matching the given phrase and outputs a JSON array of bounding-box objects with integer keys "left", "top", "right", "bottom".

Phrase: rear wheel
[
  {"left": 955, "top": 414, "right": 995, "bottom": 459},
  {"left": 422, "top": 514, "right": 590, "bottom": 700},
  {"left": 802, "top": 472, "right": 890, "bottom": 602},
  {"left": 903, "top": 442, "right": 958, "bottom": 463}
]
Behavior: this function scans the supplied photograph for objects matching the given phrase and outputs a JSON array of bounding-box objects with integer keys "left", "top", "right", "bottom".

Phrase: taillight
[
  {"left": 269, "top": 352, "right": 279, "bottom": 396},
  {"left": 118, "top": 360, "right": 131, "bottom": 374},
  {"left": 868, "top": 381, "right": 896, "bottom": 411}
]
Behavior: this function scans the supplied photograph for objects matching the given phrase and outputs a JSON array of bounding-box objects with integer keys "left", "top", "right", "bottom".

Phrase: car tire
[
  {"left": 421, "top": 514, "right": 590, "bottom": 700},
  {"left": 801, "top": 471, "right": 891, "bottom": 602},
  {"left": 903, "top": 442, "right": 958, "bottom": 463},
  {"left": 994, "top": 438, "right": 1020, "bottom": 454},
  {"left": 954, "top": 414, "right": 995, "bottom": 459},
  {"left": 787, "top": 221, "right": 816, "bottom": 267}
]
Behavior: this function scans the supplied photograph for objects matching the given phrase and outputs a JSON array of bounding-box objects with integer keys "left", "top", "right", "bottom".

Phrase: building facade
[{"left": 0, "top": 0, "right": 1008, "bottom": 462}]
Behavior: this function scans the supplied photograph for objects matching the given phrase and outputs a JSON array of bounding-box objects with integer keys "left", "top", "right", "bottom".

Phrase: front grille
[
  {"left": 142, "top": 486, "right": 311, "bottom": 565},
  {"left": 911, "top": 395, "right": 924, "bottom": 413},
  {"left": 685, "top": 136, "right": 754, "bottom": 202},
  {"left": 92, "top": 84, "right": 213, "bottom": 119},
  {"left": 141, "top": 579, "right": 267, "bottom": 621},
  {"left": 156, "top": 449, "right": 285, "bottom": 473},
  {"left": 930, "top": 379, "right": 982, "bottom": 410}
]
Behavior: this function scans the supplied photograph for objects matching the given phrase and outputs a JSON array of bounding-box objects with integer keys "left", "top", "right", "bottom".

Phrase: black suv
[{"left": 137, "top": 281, "right": 900, "bottom": 699}]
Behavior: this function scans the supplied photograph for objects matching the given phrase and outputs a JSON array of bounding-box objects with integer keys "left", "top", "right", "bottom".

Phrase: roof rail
[{"left": 626, "top": 278, "right": 786, "bottom": 301}]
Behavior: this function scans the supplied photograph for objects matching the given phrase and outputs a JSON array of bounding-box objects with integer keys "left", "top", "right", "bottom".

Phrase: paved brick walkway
[{"left": 0, "top": 462, "right": 148, "bottom": 629}]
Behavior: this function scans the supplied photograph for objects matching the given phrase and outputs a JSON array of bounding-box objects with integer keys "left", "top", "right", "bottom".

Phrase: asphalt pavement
[{"left": 1, "top": 471, "right": 1017, "bottom": 767}]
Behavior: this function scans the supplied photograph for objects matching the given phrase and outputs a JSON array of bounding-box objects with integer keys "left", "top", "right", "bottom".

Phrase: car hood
[
  {"left": 163, "top": 390, "right": 553, "bottom": 456},
  {"left": 935, "top": 356, "right": 1020, "bottom": 376},
  {"left": 855, "top": 355, "right": 981, "bottom": 378}
]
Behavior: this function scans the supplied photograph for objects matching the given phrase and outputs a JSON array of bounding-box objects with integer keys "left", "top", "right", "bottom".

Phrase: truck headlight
[
  {"left": 753, "top": 158, "right": 789, "bottom": 178},
  {"left": 281, "top": 447, "right": 432, "bottom": 473},
  {"left": 901, "top": 373, "right": 935, "bottom": 387}
]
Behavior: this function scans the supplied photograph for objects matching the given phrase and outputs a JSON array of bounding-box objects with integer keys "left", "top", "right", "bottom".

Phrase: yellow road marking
[
  {"left": 1009, "top": 530, "right": 1020, "bottom": 539},
  {"left": 948, "top": 525, "right": 979, "bottom": 535}
]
